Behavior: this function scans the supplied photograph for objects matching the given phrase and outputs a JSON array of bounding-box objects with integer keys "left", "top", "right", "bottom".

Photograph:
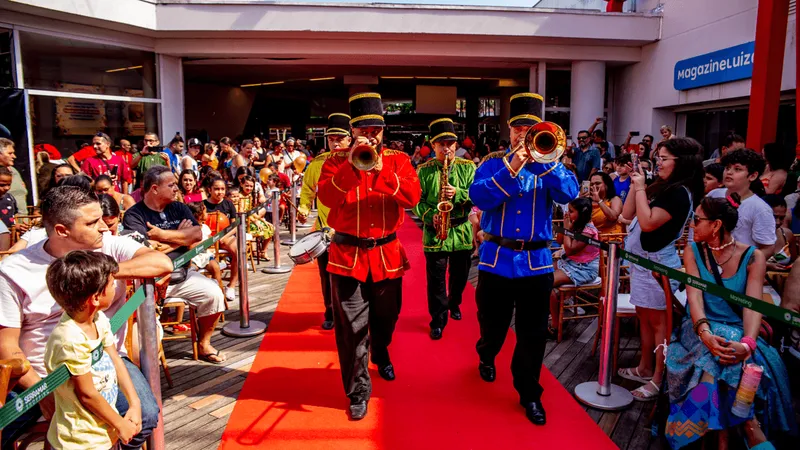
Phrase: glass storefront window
[
  {"left": 0, "top": 29, "right": 12, "bottom": 88},
  {"left": 29, "top": 95, "right": 158, "bottom": 158},
  {"left": 20, "top": 31, "right": 157, "bottom": 97},
  {"left": 546, "top": 69, "right": 571, "bottom": 109}
]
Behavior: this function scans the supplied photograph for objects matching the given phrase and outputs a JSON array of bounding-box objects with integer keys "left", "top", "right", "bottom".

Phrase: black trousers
[
  {"left": 317, "top": 251, "right": 333, "bottom": 322},
  {"left": 330, "top": 273, "right": 403, "bottom": 402},
  {"left": 475, "top": 270, "right": 554, "bottom": 403},
  {"left": 424, "top": 250, "right": 472, "bottom": 329}
]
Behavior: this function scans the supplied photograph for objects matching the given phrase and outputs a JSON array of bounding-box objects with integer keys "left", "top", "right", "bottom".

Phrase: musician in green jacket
[{"left": 413, "top": 118, "right": 476, "bottom": 340}]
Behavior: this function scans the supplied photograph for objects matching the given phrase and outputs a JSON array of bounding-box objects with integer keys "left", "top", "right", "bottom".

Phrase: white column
[
  {"left": 537, "top": 63, "right": 547, "bottom": 121},
  {"left": 570, "top": 61, "right": 606, "bottom": 137},
  {"left": 158, "top": 55, "right": 185, "bottom": 139}
]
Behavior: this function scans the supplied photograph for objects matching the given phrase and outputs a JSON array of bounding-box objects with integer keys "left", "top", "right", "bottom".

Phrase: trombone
[{"left": 516, "top": 121, "right": 567, "bottom": 164}]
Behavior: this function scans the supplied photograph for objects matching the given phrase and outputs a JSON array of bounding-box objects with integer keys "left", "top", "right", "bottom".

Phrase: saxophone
[{"left": 434, "top": 156, "right": 455, "bottom": 241}]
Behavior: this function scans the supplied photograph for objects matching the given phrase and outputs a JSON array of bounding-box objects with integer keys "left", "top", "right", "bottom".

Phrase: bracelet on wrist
[
  {"left": 693, "top": 318, "right": 711, "bottom": 336},
  {"left": 740, "top": 336, "right": 757, "bottom": 353}
]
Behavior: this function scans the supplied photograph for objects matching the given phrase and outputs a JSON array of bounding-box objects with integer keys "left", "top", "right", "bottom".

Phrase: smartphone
[
  {"left": 111, "top": 166, "right": 118, "bottom": 177},
  {"left": 148, "top": 145, "right": 164, "bottom": 153},
  {"left": 631, "top": 153, "right": 640, "bottom": 173},
  {"left": 581, "top": 180, "right": 591, "bottom": 196},
  {"left": 630, "top": 131, "right": 640, "bottom": 137}
]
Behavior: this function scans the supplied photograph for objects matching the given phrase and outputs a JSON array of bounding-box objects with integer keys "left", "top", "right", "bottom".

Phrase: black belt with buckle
[
  {"left": 484, "top": 233, "right": 550, "bottom": 252},
  {"left": 448, "top": 216, "right": 469, "bottom": 226},
  {"left": 332, "top": 232, "right": 397, "bottom": 249}
]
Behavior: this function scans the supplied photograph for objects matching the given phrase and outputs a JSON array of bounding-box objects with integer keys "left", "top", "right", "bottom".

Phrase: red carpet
[{"left": 220, "top": 215, "right": 616, "bottom": 449}]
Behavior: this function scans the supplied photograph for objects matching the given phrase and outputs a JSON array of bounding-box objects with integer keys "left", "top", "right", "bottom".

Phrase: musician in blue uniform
[{"left": 469, "top": 93, "right": 579, "bottom": 426}]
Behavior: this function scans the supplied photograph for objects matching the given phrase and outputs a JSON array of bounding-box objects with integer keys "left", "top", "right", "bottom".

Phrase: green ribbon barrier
[
  {"left": 0, "top": 211, "right": 250, "bottom": 430},
  {"left": 557, "top": 227, "right": 800, "bottom": 328}
]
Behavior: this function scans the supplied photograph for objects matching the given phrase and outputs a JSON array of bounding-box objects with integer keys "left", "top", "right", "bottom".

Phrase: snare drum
[{"left": 289, "top": 230, "right": 330, "bottom": 265}]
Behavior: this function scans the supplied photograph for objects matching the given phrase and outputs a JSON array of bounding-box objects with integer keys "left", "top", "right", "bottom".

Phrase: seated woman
[
  {"left": 178, "top": 169, "right": 205, "bottom": 204},
  {"left": 240, "top": 175, "right": 274, "bottom": 260},
  {"left": 99, "top": 193, "right": 122, "bottom": 235},
  {"left": 586, "top": 172, "right": 624, "bottom": 235},
  {"left": 94, "top": 174, "right": 135, "bottom": 211},
  {"left": 204, "top": 177, "right": 240, "bottom": 302},
  {"left": 665, "top": 195, "right": 796, "bottom": 450},
  {"left": 763, "top": 195, "right": 797, "bottom": 272},
  {"left": 548, "top": 198, "right": 600, "bottom": 339}
]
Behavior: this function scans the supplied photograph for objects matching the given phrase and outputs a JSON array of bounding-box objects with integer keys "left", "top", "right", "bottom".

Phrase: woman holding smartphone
[{"left": 617, "top": 137, "right": 704, "bottom": 401}]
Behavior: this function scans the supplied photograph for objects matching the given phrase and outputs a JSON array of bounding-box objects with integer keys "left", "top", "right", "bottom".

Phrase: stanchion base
[
  {"left": 222, "top": 320, "right": 267, "bottom": 337},
  {"left": 281, "top": 240, "right": 297, "bottom": 246},
  {"left": 297, "top": 224, "right": 313, "bottom": 229},
  {"left": 261, "top": 265, "right": 293, "bottom": 274},
  {"left": 310, "top": 208, "right": 317, "bottom": 213},
  {"left": 574, "top": 382, "right": 634, "bottom": 411}
]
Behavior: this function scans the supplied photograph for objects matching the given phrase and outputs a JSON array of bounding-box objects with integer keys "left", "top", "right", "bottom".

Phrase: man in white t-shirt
[
  {"left": 706, "top": 149, "right": 776, "bottom": 255},
  {"left": 0, "top": 186, "right": 173, "bottom": 449}
]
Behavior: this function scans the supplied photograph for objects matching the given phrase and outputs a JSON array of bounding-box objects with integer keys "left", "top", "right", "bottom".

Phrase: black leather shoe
[
  {"left": 378, "top": 363, "right": 396, "bottom": 381},
  {"left": 321, "top": 320, "right": 334, "bottom": 330},
  {"left": 523, "top": 401, "right": 547, "bottom": 425},
  {"left": 478, "top": 361, "right": 496, "bottom": 382},
  {"left": 348, "top": 400, "right": 368, "bottom": 420},
  {"left": 429, "top": 328, "right": 443, "bottom": 340},
  {"left": 450, "top": 308, "right": 462, "bottom": 321}
]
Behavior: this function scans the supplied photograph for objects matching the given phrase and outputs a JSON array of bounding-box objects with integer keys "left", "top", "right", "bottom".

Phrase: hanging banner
[{"left": 54, "top": 83, "right": 106, "bottom": 136}]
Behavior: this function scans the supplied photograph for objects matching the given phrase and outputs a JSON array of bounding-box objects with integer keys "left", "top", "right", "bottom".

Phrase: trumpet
[
  {"left": 351, "top": 143, "right": 379, "bottom": 171},
  {"left": 519, "top": 121, "right": 567, "bottom": 164}
]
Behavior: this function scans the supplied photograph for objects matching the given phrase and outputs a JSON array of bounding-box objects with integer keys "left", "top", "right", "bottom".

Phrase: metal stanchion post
[
  {"left": 574, "top": 241, "right": 634, "bottom": 410},
  {"left": 283, "top": 176, "right": 299, "bottom": 244},
  {"left": 139, "top": 279, "right": 165, "bottom": 450},
  {"left": 262, "top": 189, "right": 292, "bottom": 274},
  {"left": 224, "top": 212, "right": 267, "bottom": 336}
]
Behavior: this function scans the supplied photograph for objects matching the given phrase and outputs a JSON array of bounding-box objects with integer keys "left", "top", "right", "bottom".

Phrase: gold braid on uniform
[
  {"left": 452, "top": 157, "right": 476, "bottom": 167},
  {"left": 479, "top": 151, "right": 507, "bottom": 166}
]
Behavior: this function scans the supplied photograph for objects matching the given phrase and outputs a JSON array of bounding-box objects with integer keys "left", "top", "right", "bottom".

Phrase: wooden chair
[
  {"left": 10, "top": 215, "right": 41, "bottom": 245},
  {"left": 155, "top": 275, "right": 200, "bottom": 361},
  {"left": 234, "top": 200, "right": 259, "bottom": 274},
  {"left": 553, "top": 234, "right": 603, "bottom": 341},
  {"left": 0, "top": 358, "right": 37, "bottom": 449}
]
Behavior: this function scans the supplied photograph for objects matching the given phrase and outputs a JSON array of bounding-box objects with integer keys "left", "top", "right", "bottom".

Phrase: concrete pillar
[
  {"left": 499, "top": 88, "right": 512, "bottom": 142},
  {"left": 158, "top": 55, "right": 185, "bottom": 139},
  {"left": 537, "top": 63, "right": 547, "bottom": 121},
  {"left": 570, "top": 61, "right": 606, "bottom": 137}
]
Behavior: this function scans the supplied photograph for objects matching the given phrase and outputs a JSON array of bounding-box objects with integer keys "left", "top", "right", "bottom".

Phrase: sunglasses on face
[{"left": 693, "top": 216, "right": 714, "bottom": 226}]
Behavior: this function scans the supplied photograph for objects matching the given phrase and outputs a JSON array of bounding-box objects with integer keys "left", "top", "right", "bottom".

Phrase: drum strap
[{"left": 332, "top": 232, "right": 397, "bottom": 249}]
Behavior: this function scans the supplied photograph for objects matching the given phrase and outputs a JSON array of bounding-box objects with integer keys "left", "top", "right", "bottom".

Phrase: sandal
[
  {"left": 631, "top": 380, "right": 660, "bottom": 402},
  {"left": 617, "top": 367, "right": 653, "bottom": 384},
  {"left": 199, "top": 350, "right": 227, "bottom": 365}
]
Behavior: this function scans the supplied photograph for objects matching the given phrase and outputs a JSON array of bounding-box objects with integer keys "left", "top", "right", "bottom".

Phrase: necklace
[
  {"left": 709, "top": 238, "right": 735, "bottom": 251},
  {"left": 709, "top": 240, "right": 736, "bottom": 275}
]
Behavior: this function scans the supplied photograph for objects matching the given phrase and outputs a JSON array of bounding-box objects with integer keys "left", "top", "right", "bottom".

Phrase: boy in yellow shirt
[{"left": 44, "top": 251, "right": 141, "bottom": 449}]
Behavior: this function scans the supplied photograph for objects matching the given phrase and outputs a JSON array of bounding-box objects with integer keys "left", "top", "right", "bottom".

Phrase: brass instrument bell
[
  {"left": 351, "top": 143, "right": 379, "bottom": 171},
  {"left": 522, "top": 121, "right": 567, "bottom": 164}
]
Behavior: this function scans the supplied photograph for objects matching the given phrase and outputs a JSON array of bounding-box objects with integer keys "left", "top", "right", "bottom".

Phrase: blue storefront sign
[{"left": 674, "top": 42, "right": 756, "bottom": 91}]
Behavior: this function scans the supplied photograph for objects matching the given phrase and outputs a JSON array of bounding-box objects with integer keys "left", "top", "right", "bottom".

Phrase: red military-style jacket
[{"left": 317, "top": 149, "right": 422, "bottom": 282}]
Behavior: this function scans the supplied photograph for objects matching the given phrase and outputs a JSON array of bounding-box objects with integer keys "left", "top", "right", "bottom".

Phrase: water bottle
[{"left": 731, "top": 363, "right": 763, "bottom": 418}]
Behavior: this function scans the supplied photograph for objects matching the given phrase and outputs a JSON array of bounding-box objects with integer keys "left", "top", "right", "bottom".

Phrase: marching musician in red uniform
[{"left": 317, "top": 92, "right": 421, "bottom": 420}]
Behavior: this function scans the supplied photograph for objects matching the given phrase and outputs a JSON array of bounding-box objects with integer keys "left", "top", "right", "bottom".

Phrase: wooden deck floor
[{"left": 157, "top": 214, "right": 663, "bottom": 450}]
